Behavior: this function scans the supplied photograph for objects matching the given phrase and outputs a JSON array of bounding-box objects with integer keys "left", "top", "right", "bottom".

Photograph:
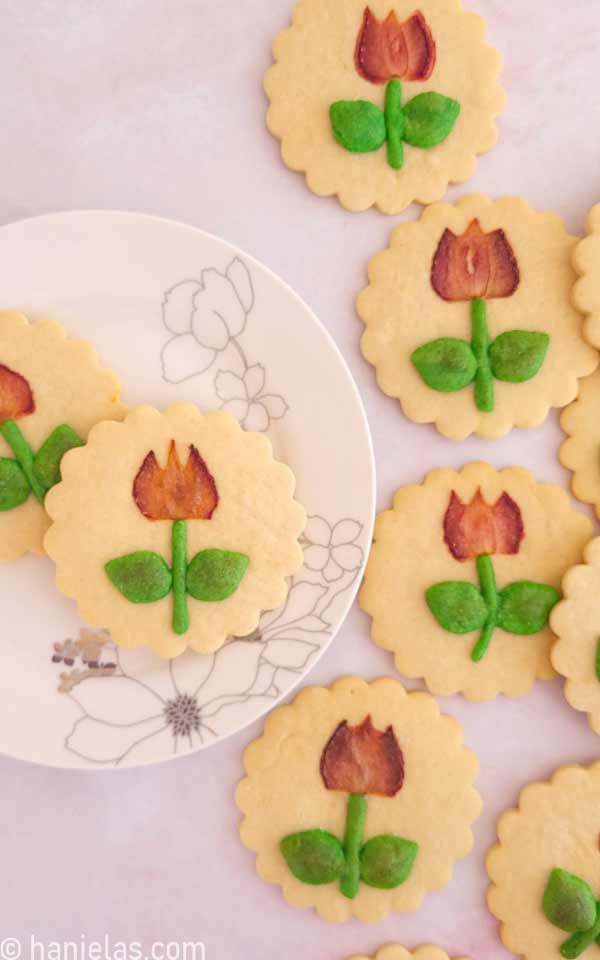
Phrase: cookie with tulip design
[
  {"left": 358, "top": 195, "right": 598, "bottom": 439},
  {"left": 488, "top": 761, "right": 600, "bottom": 960},
  {"left": 559, "top": 204, "right": 600, "bottom": 515},
  {"left": 550, "top": 538, "right": 600, "bottom": 736},
  {"left": 265, "top": 0, "right": 504, "bottom": 213},
  {"left": 0, "top": 311, "right": 125, "bottom": 561},
  {"left": 44, "top": 404, "right": 306, "bottom": 658},
  {"left": 236, "top": 676, "right": 480, "bottom": 923},
  {"left": 349, "top": 948, "right": 470, "bottom": 960},
  {"left": 359, "top": 463, "right": 592, "bottom": 701}
]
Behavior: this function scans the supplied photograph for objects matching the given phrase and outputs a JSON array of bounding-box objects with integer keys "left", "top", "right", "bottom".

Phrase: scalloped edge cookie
[
  {"left": 487, "top": 761, "right": 600, "bottom": 960},
  {"left": 264, "top": 0, "right": 505, "bottom": 214},
  {"left": 358, "top": 195, "right": 598, "bottom": 439},
  {"left": 359, "top": 463, "right": 593, "bottom": 701},
  {"left": 350, "top": 947, "right": 470, "bottom": 960},
  {"left": 572, "top": 202, "right": 600, "bottom": 349},
  {"left": 236, "top": 676, "right": 481, "bottom": 923},
  {"left": 0, "top": 311, "right": 126, "bottom": 561},
  {"left": 551, "top": 536, "right": 600, "bottom": 735},
  {"left": 44, "top": 404, "right": 306, "bottom": 658}
]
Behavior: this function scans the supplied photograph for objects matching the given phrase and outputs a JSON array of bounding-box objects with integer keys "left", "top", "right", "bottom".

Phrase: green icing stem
[
  {"left": 172, "top": 519, "right": 190, "bottom": 635},
  {"left": 471, "top": 554, "right": 497, "bottom": 662},
  {"left": 471, "top": 298, "right": 494, "bottom": 412},
  {"left": 0, "top": 419, "right": 46, "bottom": 504},
  {"left": 340, "top": 794, "right": 367, "bottom": 900},
  {"left": 561, "top": 902, "right": 600, "bottom": 958},
  {"left": 595, "top": 638, "right": 600, "bottom": 682},
  {"left": 384, "top": 80, "right": 404, "bottom": 170}
]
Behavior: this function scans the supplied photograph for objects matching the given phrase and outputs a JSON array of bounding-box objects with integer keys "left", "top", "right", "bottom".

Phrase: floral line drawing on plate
[
  {"left": 51, "top": 515, "right": 365, "bottom": 766},
  {"left": 160, "top": 257, "right": 289, "bottom": 433}
]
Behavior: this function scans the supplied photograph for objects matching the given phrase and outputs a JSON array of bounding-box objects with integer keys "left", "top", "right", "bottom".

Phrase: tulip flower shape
[
  {"left": 105, "top": 441, "right": 249, "bottom": 635},
  {"left": 412, "top": 220, "right": 550, "bottom": 412},
  {"left": 329, "top": 7, "right": 459, "bottom": 170},
  {"left": 280, "top": 715, "right": 418, "bottom": 899},
  {"left": 425, "top": 489, "right": 560, "bottom": 662},
  {"left": 543, "top": 868, "right": 600, "bottom": 958},
  {"left": 0, "top": 363, "right": 82, "bottom": 511}
]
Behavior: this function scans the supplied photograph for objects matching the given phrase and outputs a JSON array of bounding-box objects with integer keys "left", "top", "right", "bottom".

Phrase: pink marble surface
[{"left": 2, "top": 0, "right": 600, "bottom": 957}]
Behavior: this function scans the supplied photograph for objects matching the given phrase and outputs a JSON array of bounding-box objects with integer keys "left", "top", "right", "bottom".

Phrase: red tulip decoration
[
  {"left": 280, "top": 715, "right": 418, "bottom": 898},
  {"left": 0, "top": 363, "right": 82, "bottom": 511},
  {"left": 426, "top": 489, "right": 560, "bottom": 662},
  {"left": 412, "top": 220, "right": 550, "bottom": 412},
  {"left": 105, "top": 440, "right": 249, "bottom": 636},
  {"left": 329, "top": 7, "right": 459, "bottom": 170}
]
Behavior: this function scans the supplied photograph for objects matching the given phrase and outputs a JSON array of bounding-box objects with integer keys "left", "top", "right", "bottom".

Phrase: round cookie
[
  {"left": 264, "top": 0, "right": 505, "bottom": 213},
  {"left": 359, "top": 463, "right": 593, "bottom": 701},
  {"left": 0, "top": 311, "right": 125, "bottom": 561},
  {"left": 358, "top": 195, "right": 598, "bottom": 439},
  {"left": 551, "top": 537, "right": 600, "bottom": 735},
  {"left": 560, "top": 204, "right": 600, "bottom": 514},
  {"left": 236, "top": 676, "right": 480, "bottom": 923},
  {"left": 350, "top": 948, "right": 469, "bottom": 960},
  {"left": 44, "top": 404, "right": 306, "bottom": 659},
  {"left": 487, "top": 762, "right": 600, "bottom": 960}
]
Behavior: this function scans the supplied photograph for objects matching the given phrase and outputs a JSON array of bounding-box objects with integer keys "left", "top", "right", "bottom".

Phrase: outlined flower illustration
[
  {"left": 215, "top": 364, "right": 288, "bottom": 433},
  {"left": 302, "top": 516, "right": 363, "bottom": 583},
  {"left": 426, "top": 488, "right": 560, "bottom": 663},
  {"left": 412, "top": 219, "right": 549, "bottom": 412},
  {"left": 160, "top": 257, "right": 289, "bottom": 434},
  {"left": 280, "top": 715, "right": 418, "bottom": 898},
  {"left": 161, "top": 258, "right": 254, "bottom": 383}
]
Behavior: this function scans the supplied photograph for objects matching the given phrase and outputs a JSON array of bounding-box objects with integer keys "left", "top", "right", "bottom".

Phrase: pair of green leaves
[
  {"left": 280, "top": 829, "right": 418, "bottom": 890},
  {"left": 0, "top": 423, "right": 83, "bottom": 511},
  {"left": 543, "top": 868, "right": 600, "bottom": 958},
  {"left": 426, "top": 579, "right": 560, "bottom": 636},
  {"left": 412, "top": 330, "right": 550, "bottom": 394},
  {"left": 330, "top": 79, "right": 460, "bottom": 169},
  {"left": 105, "top": 548, "right": 249, "bottom": 604}
]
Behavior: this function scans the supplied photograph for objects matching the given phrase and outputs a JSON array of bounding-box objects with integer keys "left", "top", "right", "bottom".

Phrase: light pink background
[{"left": 2, "top": 1, "right": 600, "bottom": 958}]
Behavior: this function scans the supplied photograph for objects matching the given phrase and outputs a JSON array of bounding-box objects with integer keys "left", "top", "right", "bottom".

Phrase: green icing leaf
[
  {"left": 401, "top": 92, "right": 461, "bottom": 148},
  {"left": 496, "top": 581, "right": 560, "bottom": 634},
  {"left": 0, "top": 457, "right": 30, "bottom": 511},
  {"left": 186, "top": 549, "right": 249, "bottom": 602},
  {"left": 359, "top": 835, "right": 418, "bottom": 889},
  {"left": 105, "top": 552, "right": 172, "bottom": 604},
  {"left": 34, "top": 424, "right": 84, "bottom": 492},
  {"left": 489, "top": 331, "right": 550, "bottom": 383},
  {"left": 543, "top": 869, "right": 597, "bottom": 933},
  {"left": 330, "top": 100, "right": 387, "bottom": 154},
  {"left": 280, "top": 830, "right": 345, "bottom": 885},
  {"left": 411, "top": 338, "right": 477, "bottom": 392},
  {"left": 426, "top": 582, "right": 488, "bottom": 633}
]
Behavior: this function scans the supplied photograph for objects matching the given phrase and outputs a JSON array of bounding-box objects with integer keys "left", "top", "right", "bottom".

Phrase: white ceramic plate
[{"left": 0, "top": 211, "right": 375, "bottom": 769}]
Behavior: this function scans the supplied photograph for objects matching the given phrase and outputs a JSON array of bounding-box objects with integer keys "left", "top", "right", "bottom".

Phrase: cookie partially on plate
[
  {"left": 349, "top": 948, "right": 469, "bottom": 960},
  {"left": 44, "top": 404, "right": 306, "bottom": 659},
  {"left": 358, "top": 195, "right": 598, "bottom": 439},
  {"left": 264, "top": 0, "right": 505, "bottom": 213},
  {"left": 488, "top": 762, "right": 600, "bottom": 960},
  {"left": 0, "top": 311, "right": 125, "bottom": 561},
  {"left": 236, "top": 676, "right": 480, "bottom": 923},
  {"left": 359, "top": 463, "right": 592, "bottom": 701},
  {"left": 551, "top": 538, "right": 600, "bottom": 735},
  {"left": 559, "top": 204, "right": 600, "bottom": 514}
]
